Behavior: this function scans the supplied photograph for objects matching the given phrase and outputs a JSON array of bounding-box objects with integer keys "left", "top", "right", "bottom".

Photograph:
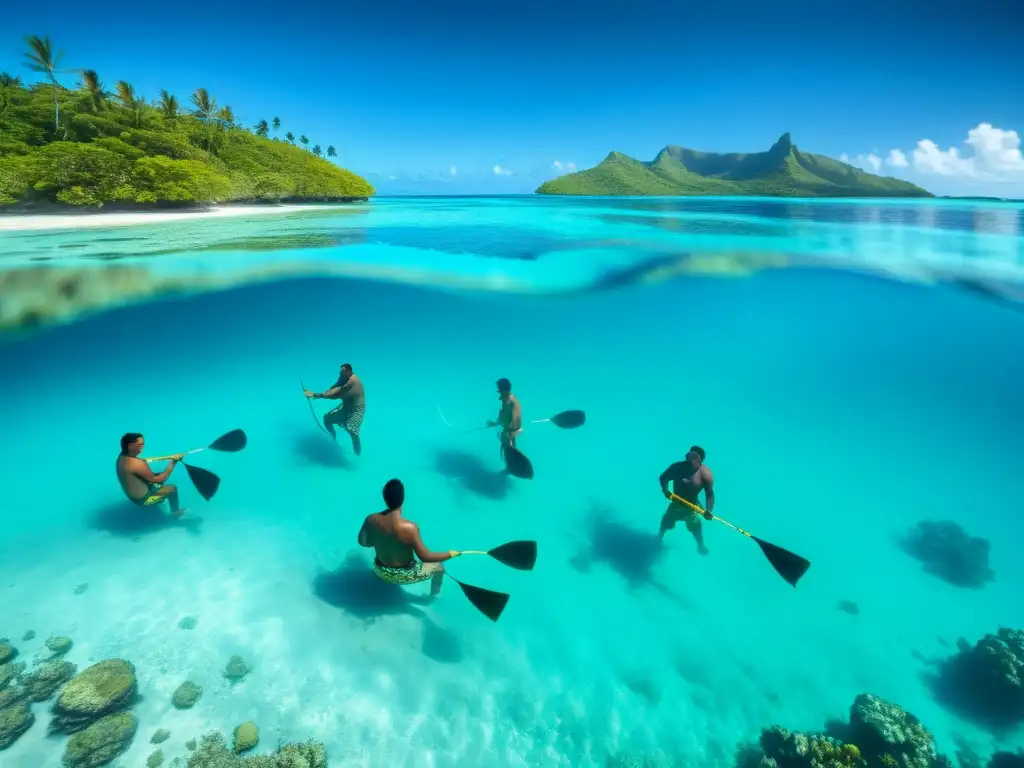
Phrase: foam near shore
[{"left": 0, "top": 204, "right": 349, "bottom": 232}]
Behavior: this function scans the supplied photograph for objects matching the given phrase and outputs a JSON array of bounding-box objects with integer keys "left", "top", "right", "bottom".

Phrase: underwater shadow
[
  {"left": 293, "top": 432, "right": 352, "bottom": 470},
  {"left": 570, "top": 505, "right": 693, "bottom": 610},
  {"left": 311, "top": 552, "right": 463, "bottom": 664},
  {"left": 87, "top": 500, "right": 203, "bottom": 538},
  {"left": 433, "top": 448, "right": 510, "bottom": 501}
]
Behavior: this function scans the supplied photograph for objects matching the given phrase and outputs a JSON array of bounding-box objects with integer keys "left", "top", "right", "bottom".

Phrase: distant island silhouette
[
  {"left": 0, "top": 35, "right": 374, "bottom": 212},
  {"left": 536, "top": 133, "right": 932, "bottom": 198}
]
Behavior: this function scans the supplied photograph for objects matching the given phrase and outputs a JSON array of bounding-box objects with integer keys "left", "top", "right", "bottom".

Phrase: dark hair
[
  {"left": 496, "top": 378, "right": 512, "bottom": 394},
  {"left": 341, "top": 363, "right": 353, "bottom": 372},
  {"left": 689, "top": 445, "right": 706, "bottom": 460},
  {"left": 120, "top": 432, "right": 143, "bottom": 453},
  {"left": 383, "top": 478, "right": 405, "bottom": 511}
]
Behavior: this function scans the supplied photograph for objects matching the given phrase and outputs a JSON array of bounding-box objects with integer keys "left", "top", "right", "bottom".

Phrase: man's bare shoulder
[
  {"left": 701, "top": 466, "right": 714, "bottom": 482},
  {"left": 393, "top": 518, "right": 419, "bottom": 541},
  {"left": 118, "top": 455, "right": 144, "bottom": 470}
]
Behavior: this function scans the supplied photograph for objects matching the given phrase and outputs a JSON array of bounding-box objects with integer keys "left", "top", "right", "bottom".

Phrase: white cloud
[
  {"left": 911, "top": 123, "right": 1024, "bottom": 180},
  {"left": 388, "top": 175, "right": 396, "bottom": 181},
  {"left": 449, "top": 166, "right": 458, "bottom": 176},
  {"left": 839, "top": 153, "right": 850, "bottom": 163},
  {"left": 854, "top": 153, "right": 882, "bottom": 173},
  {"left": 492, "top": 165, "right": 514, "bottom": 176},
  {"left": 552, "top": 160, "right": 577, "bottom": 173},
  {"left": 886, "top": 149, "right": 908, "bottom": 168}
]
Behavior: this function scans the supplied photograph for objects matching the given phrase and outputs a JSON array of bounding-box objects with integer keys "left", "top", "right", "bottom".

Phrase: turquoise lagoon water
[{"left": 0, "top": 196, "right": 1022, "bottom": 767}]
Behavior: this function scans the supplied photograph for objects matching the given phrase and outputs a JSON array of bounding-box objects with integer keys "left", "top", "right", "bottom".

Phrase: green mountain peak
[{"left": 537, "top": 133, "right": 931, "bottom": 198}]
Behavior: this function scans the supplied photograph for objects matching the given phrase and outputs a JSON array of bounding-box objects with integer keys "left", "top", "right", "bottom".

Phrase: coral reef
[
  {"left": 0, "top": 702, "right": 34, "bottom": 750},
  {"left": 185, "top": 731, "right": 327, "bottom": 767},
  {"left": 0, "top": 641, "right": 18, "bottom": 666},
  {"left": 21, "top": 631, "right": 35, "bottom": 642},
  {"left": 736, "top": 693, "right": 953, "bottom": 768},
  {"left": 233, "top": 721, "right": 259, "bottom": 753},
  {"left": 152, "top": 728, "right": 172, "bottom": 744},
  {"left": 178, "top": 616, "right": 198, "bottom": 630},
  {"left": 0, "top": 661, "right": 25, "bottom": 690},
  {"left": 0, "top": 687, "right": 23, "bottom": 709},
  {"left": 224, "top": 655, "right": 252, "bottom": 682},
  {"left": 46, "top": 636, "right": 74, "bottom": 657},
  {"left": 51, "top": 659, "right": 138, "bottom": 733},
  {"left": 842, "top": 694, "right": 944, "bottom": 768},
  {"left": 62, "top": 712, "right": 137, "bottom": 767},
  {"left": 172, "top": 681, "right": 203, "bottom": 709},
  {"left": 22, "top": 659, "right": 77, "bottom": 702},
  {"left": 148, "top": 748, "right": 166, "bottom": 766},
  {"left": 930, "top": 627, "right": 1024, "bottom": 732},
  {"left": 899, "top": 520, "right": 994, "bottom": 589}
]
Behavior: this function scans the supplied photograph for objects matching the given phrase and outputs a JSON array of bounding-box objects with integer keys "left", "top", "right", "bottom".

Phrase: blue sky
[{"left": 2, "top": 0, "right": 1022, "bottom": 196}]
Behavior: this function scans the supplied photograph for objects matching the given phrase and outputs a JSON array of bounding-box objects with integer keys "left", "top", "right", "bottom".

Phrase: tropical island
[
  {"left": 536, "top": 133, "right": 932, "bottom": 198},
  {"left": 0, "top": 35, "right": 374, "bottom": 212}
]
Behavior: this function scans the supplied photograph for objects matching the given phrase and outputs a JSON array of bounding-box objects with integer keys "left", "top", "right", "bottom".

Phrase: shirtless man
[
  {"left": 658, "top": 445, "right": 715, "bottom": 554},
  {"left": 115, "top": 432, "right": 186, "bottom": 516},
  {"left": 304, "top": 363, "right": 365, "bottom": 455},
  {"left": 486, "top": 378, "right": 522, "bottom": 459},
  {"left": 358, "top": 478, "right": 461, "bottom": 596}
]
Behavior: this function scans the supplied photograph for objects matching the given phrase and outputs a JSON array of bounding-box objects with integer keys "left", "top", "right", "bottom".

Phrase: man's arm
[
  {"left": 357, "top": 516, "right": 373, "bottom": 547},
  {"left": 659, "top": 462, "right": 683, "bottom": 497},
  {"left": 401, "top": 521, "right": 456, "bottom": 563},
  {"left": 509, "top": 398, "right": 523, "bottom": 432},
  {"left": 317, "top": 380, "right": 351, "bottom": 400},
  {"left": 129, "top": 457, "right": 177, "bottom": 484},
  {"left": 702, "top": 468, "right": 715, "bottom": 517}
]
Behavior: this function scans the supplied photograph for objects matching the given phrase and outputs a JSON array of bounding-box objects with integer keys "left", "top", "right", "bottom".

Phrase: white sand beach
[{"left": 0, "top": 204, "right": 349, "bottom": 232}]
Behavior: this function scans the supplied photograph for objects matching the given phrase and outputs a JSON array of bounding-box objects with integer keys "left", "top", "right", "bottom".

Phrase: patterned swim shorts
[
  {"left": 328, "top": 404, "right": 365, "bottom": 436},
  {"left": 372, "top": 558, "right": 443, "bottom": 585}
]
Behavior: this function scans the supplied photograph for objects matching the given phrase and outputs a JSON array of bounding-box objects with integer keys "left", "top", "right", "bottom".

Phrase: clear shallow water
[{"left": 0, "top": 196, "right": 1022, "bottom": 767}]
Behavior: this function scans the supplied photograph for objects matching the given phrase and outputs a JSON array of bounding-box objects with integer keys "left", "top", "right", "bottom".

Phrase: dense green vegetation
[
  {"left": 537, "top": 133, "right": 932, "bottom": 198},
  {"left": 0, "top": 35, "right": 374, "bottom": 209}
]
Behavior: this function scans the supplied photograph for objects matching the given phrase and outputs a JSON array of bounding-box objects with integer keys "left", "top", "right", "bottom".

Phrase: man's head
[
  {"left": 496, "top": 377, "right": 512, "bottom": 400},
  {"left": 339, "top": 363, "right": 353, "bottom": 381},
  {"left": 120, "top": 432, "right": 144, "bottom": 456},
  {"left": 686, "top": 445, "right": 706, "bottom": 467},
  {"left": 383, "top": 478, "right": 404, "bottom": 511}
]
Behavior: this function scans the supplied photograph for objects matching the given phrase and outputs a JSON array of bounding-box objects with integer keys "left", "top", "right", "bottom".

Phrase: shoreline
[{"left": 0, "top": 201, "right": 369, "bottom": 233}]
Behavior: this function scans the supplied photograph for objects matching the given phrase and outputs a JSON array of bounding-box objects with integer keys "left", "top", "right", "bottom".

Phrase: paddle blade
[
  {"left": 504, "top": 446, "right": 534, "bottom": 479},
  {"left": 208, "top": 429, "right": 247, "bottom": 453},
  {"left": 183, "top": 462, "right": 221, "bottom": 501},
  {"left": 488, "top": 540, "right": 538, "bottom": 571},
  {"left": 452, "top": 578, "right": 511, "bottom": 622},
  {"left": 550, "top": 410, "right": 586, "bottom": 429},
  {"left": 753, "top": 536, "right": 810, "bottom": 587}
]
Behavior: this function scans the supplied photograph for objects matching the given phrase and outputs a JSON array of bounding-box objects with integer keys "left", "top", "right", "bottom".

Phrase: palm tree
[
  {"left": 79, "top": 70, "right": 107, "bottom": 112},
  {"left": 285, "top": 131, "right": 295, "bottom": 144},
  {"left": 312, "top": 144, "right": 322, "bottom": 156},
  {"left": 327, "top": 145, "right": 336, "bottom": 158},
  {"left": 191, "top": 88, "right": 218, "bottom": 150},
  {"left": 114, "top": 81, "right": 136, "bottom": 108},
  {"left": 158, "top": 90, "right": 179, "bottom": 120},
  {"left": 255, "top": 119, "right": 269, "bottom": 138},
  {"left": 23, "top": 35, "right": 68, "bottom": 134},
  {"left": 272, "top": 116, "right": 280, "bottom": 134},
  {"left": 190, "top": 87, "right": 217, "bottom": 123},
  {"left": 217, "top": 106, "right": 234, "bottom": 128},
  {"left": 299, "top": 135, "right": 309, "bottom": 148}
]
